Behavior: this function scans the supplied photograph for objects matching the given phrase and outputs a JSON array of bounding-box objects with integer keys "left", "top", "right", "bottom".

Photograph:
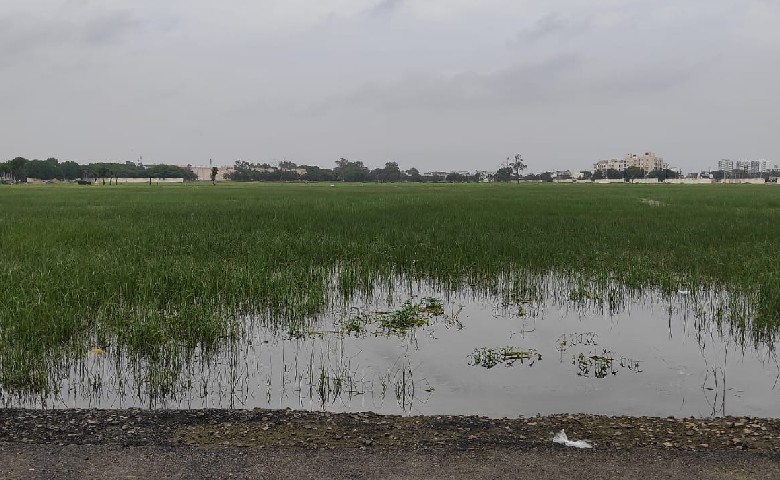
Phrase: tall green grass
[{"left": 0, "top": 182, "right": 778, "bottom": 398}]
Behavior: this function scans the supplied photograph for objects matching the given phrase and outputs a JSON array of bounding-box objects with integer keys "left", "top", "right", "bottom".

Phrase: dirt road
[{"left": 1, "top": 409, "right": 779, "bottom": 479}]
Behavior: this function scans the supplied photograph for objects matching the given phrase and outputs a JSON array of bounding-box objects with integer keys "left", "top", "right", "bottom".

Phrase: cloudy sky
[{"left": 2, "top": 0, "right": 778, "bottom": 172}]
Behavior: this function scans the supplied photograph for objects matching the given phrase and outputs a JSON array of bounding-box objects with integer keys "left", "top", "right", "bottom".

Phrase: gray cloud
[
  {"left": 368, "top": 0, "right": 404, "bottom": 16},
  {"left": 314, "top": 49, "right": 706, "bottom": 116},
  {"left": 0, "top": 6, "right": 155, "bottom": 70},
  {"left": 81, "top": 10, "right": 145, "bottom": 44},
  {"left": 313, "top": 54, "right": 582, "bottom": 113},
  {"left": 511, "top": 13, "right": 588, "bottom": 43}
]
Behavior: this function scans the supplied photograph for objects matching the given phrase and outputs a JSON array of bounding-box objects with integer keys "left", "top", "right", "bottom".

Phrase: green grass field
[{"left": 1, "top": 182, "right": 779, "bottom": 398}]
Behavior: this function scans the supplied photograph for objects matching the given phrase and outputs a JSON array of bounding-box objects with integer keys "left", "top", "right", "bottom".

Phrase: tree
[
  {"left": 508, "top": 154, "right": 527, "bottom": 184},
  {"left": 445, "top": 172, "right": 468, "bottom": 183},
  {"left": 606, "top": 168, "right": 623, "bottom": 180},
  {"left": 624, "top": 166, "right": 645, "bottom": 181},
  {"left": 406, "top": 168, "right": 422, "bottom": 182},
  {"left": 648, "top": 168, "right": 681, "bottom": 181},
  {"left": 9, "top": 157, "right": 28, "bottom": 183},
  {"left": 494, "top": 167, "right": 513, "bottom": 182},
  {"left": 0, "top": 162, "right": 9, "bottom": 179},
  {"left": 95, "top": 165, "right": 110, "bottom": 185},
  {"left": 334, "top": 158, "right": 370, "bottom": 182},
  {"left": 539, "top": 171, "right": 553, "bottom": 182},
  {"left": 60, "top": 161, "right": 82, "bottom": 180},
  {"left": 371, "top": 162, "right": 403, "bottom": 182},
  {"left": 210, "top": 167, "right": 218, "bottom": 185},
  {"left": 25, "top": 158, "right": 61, "bottom": 181},
  {"left": 382, "top": 162, "right": 402, "bottom": 182},
  {"left": 301, "top": 165, "right": 337, "bottom": 182}
]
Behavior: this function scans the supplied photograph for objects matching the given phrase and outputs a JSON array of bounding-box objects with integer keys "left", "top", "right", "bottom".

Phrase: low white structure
[
  {"left": 94, "top": 177, "right": 184, "bottom": 184},
  {"left": 593, "top": 179, "right": 625, "bottom": 184},
  {"left": 664, "top": 179, "right": 715, "bottom": 184},
  {"left": 720, "top": 178, "right": 766, "bottom": 185},
  {"left": 631, "top": 178, "right": 659, "bottom": 184}
]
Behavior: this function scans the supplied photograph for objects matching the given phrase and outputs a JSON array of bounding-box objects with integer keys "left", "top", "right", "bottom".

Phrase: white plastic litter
[{"left": 552, "top": 429, "right": 593, "bottom": 449}]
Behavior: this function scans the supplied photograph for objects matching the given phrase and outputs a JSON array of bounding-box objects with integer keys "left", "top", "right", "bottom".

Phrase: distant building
[
  {"left": 717, "top": 159, "right": 733, "bottom": 172},
  {"left": 476, "top": 171, "right": 495, "bottom": 182},
  {"left": 190, "top": 166, "right": 235, "bottom": 181},
  {"left": 732, "top": 160, "right": 767, "bottom": 176},
  {"left": 594, "top": 152, "right": 666, "bottom": 174}
]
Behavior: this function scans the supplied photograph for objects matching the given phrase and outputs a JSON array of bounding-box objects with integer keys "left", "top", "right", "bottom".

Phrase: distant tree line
[
  {"left": 225, "top": 156, "right": 680, "bottom": 184},
  {"left": 226, "top": 158, "right": 525, "bottom": 183},
  {"left": 226, "top": 159, "right": 487, "bottom": 183},
  {"left": 0, "top": 157, "right": 197, "bottom": 183},
  {"left": 588, "top": 167, "right": 681, "bottom": 181},
  {"left": 709, "top": 169, "right": 778, "bottom": 181},
  {"left": 11, "top": 154, "right": 766, "bottom": 186}
]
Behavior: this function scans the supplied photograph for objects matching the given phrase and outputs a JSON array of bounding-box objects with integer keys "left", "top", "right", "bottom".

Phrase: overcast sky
[{"left": 2, "top": 0, "right": 778, "bottom": 172}]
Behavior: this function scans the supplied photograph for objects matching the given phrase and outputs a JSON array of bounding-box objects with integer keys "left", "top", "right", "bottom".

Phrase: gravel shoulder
[{"left": 2, "top": 409, "right": 780, "bottom": 479}]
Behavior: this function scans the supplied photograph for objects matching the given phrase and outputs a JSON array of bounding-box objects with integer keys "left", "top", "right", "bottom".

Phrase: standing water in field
[{"left": 6, "top": 274, "right": 779, "bottom": 419}]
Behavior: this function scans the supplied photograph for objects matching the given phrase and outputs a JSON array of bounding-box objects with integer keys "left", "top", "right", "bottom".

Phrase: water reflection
[{"left": 1, "top": 274, "right": 779, "bottom": 418}]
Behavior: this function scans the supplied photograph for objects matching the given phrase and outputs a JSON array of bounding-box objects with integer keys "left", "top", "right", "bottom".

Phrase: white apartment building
[
  {"left": 734, "top": 160, "right": 767, "bottom": 175},
  {"left": 594, "top": 152, "right": 666, "bottom": 174},
  {"left": 718, "top": 159, "right": 734, "bottom": 172}
]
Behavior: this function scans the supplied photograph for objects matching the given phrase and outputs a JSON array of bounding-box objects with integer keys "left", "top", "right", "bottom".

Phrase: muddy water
[{"left": 35, "top": 284, "right": 780, "bottom": 418}]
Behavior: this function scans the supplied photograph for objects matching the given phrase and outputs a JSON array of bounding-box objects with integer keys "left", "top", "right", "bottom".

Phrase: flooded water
[{"left": 12, "top": 278, "right": 780, "bottom": 418}]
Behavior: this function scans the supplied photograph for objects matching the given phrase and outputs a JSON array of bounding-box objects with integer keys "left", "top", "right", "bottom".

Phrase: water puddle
[{"left": 3, "top": 277, "right": 779, "bottom": 418}]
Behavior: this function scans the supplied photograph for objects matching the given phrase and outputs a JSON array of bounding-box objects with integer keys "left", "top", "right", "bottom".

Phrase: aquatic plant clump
[
  {"left": 468, "top": 347, "right": 542, "bottom": 369},
  {"left": 377, "top": 301, "right": 432, "bottom": 335},
  {"left": 340, "top": 298, "right": 446, "bottom": 337}
]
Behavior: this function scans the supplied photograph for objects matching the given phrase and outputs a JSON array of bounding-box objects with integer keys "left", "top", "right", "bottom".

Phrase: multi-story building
[
  {"left": 718, "top": 159, "right": 734, "bottom": 172},
  {"left": 594, "top": 158, "right": 626, "bottom": 172},
  {"left": 594, "top": 152, "right": 665, "bottom": 174},
  {"left": 734, "top": 160, "right": 767, "bottom": 175}
]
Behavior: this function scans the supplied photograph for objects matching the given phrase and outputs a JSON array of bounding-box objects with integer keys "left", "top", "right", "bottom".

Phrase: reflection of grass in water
[
  {"left": 557, "top": 332, "right": 599, "bottom": 360},
  {"left": 569, "top": 283, "right": 604, "bottom": 303},
  {"left": 469, "top": 347, "right": 542, "bottom": 369},
  {"left": 315, "top": 363, "right": 363, "bottom": 407},
  {"left": 572, "top": 350, "right": 643, "bottom": 379},
  {"left": 378, "top": 356, "right": 430, "bottom": 412},
  {"left": 574, "top": 351, "right": 616, "bottom": 378},
  {"left": 1, "top": 183, "right": 779, "bottom": 400}
]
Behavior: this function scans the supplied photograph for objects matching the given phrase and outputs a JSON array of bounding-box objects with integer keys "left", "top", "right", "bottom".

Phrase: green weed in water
[
  {"left": 378, "top": 301, "right": 431, "bottom": 335},
  {"left": 571, "top": 350, "right": 643, "bottom": 378},
  {"left": 468, "top": 347, "right": 542, "bottom": 369}
]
